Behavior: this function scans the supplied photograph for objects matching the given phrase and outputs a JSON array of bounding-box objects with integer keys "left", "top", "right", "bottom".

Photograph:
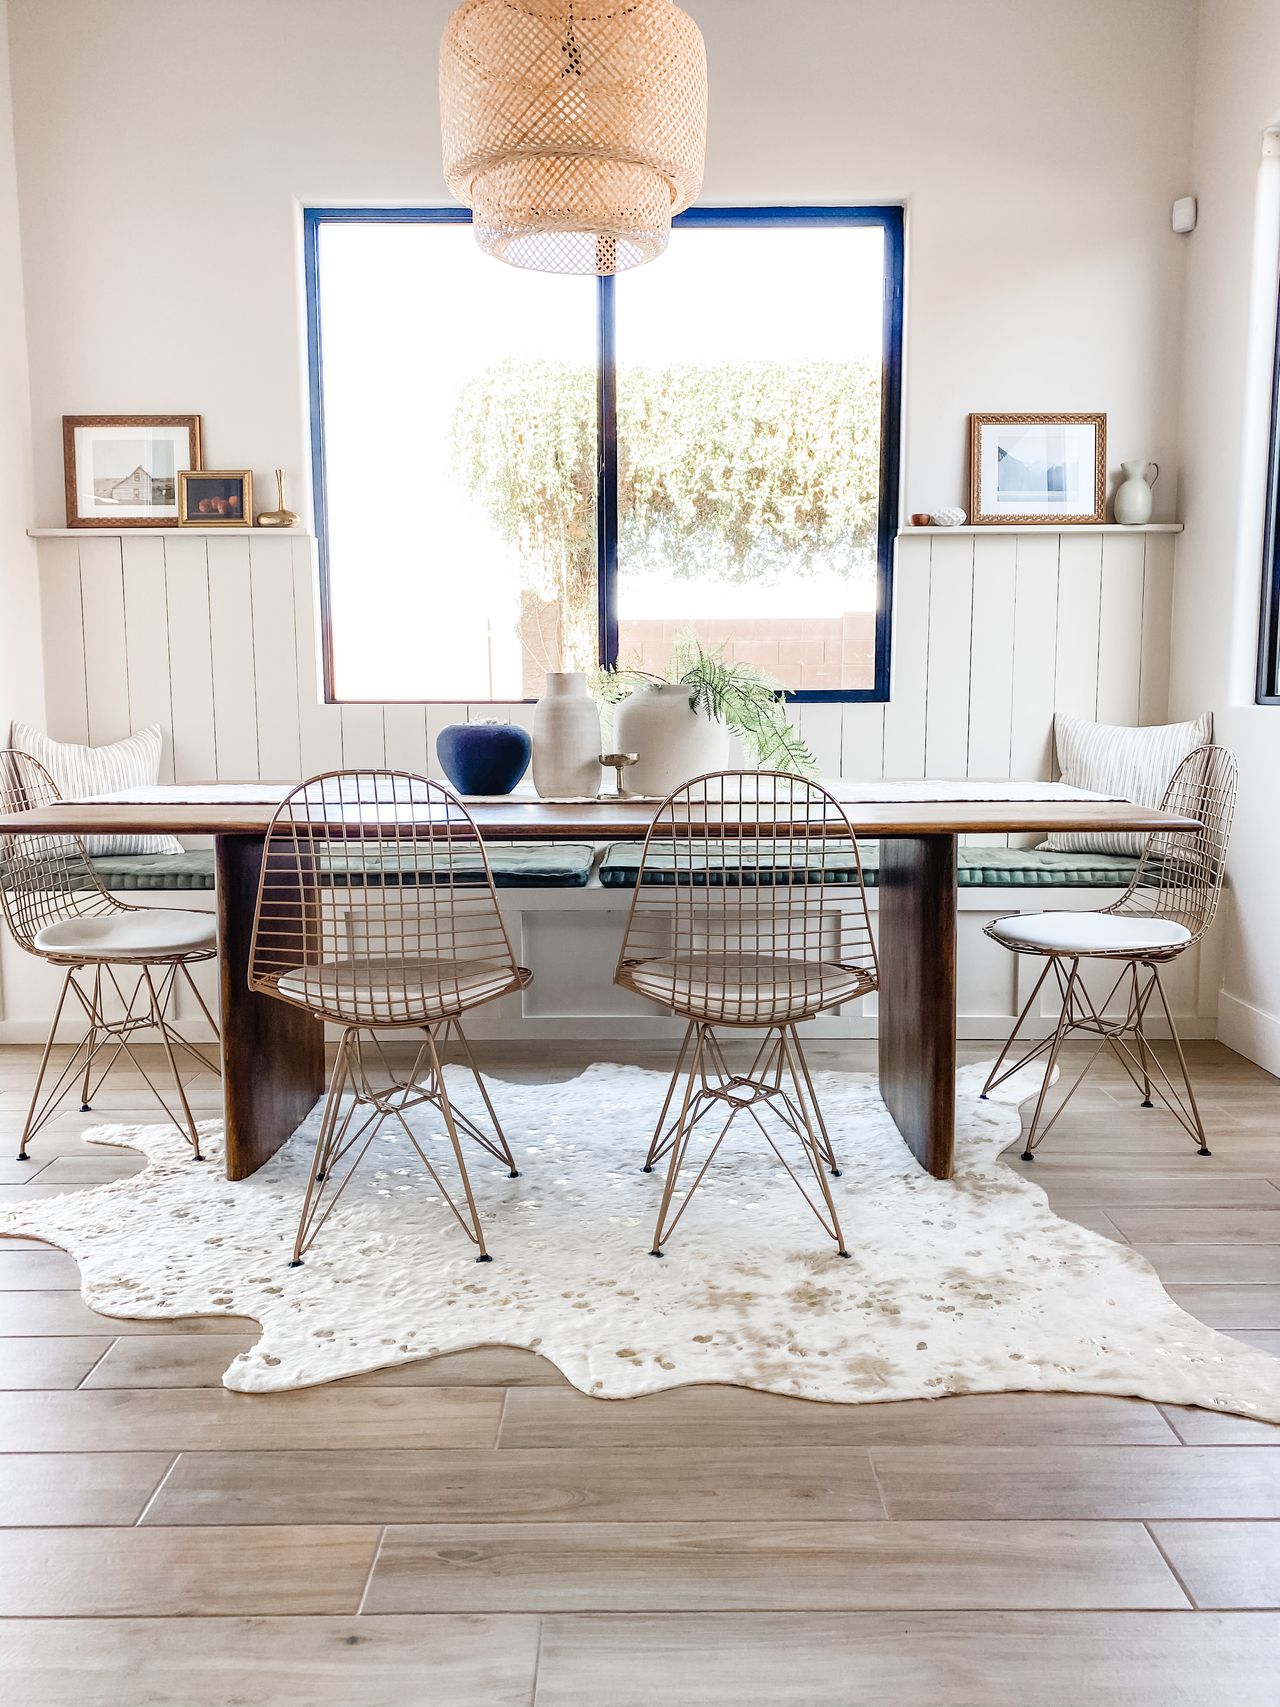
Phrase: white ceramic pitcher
[{"left": 1114, "top": 460, "right": 1160, "bottom": 525}]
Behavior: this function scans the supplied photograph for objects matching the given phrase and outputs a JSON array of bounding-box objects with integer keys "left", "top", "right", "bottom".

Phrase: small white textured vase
[
  {"left": 532, "top": 672, "right": 602, "bottom": 799},
  {"left": 613, "top": 683, "right": 733, "bottom": 798},
  {"left": 1113, "top": 460, "right": 1159, "bottom": 525}
]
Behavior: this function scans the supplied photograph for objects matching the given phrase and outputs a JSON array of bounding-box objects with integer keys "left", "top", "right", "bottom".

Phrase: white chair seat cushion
[
  {"left": 276, "top": 957, "right": 516, "bottom": 1023},
  {"left": 34, "top": 908, "right": 216, "bottom": 960},
  {"left": 626, "top": 954, "right": 870, "bottom": 1023},
  {"left": 989, "top": 910, "right": 1192, "bottom": 956}
]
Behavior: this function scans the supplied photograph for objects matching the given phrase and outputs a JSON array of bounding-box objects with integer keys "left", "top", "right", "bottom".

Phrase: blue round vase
[{"left": 435, "top": 722, "right": 532, "bottom": 796}]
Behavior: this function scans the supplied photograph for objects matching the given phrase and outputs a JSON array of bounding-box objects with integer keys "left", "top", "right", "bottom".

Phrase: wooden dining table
[{"left": 0, "top": 789, "right": 1198, "bottom": 1184}]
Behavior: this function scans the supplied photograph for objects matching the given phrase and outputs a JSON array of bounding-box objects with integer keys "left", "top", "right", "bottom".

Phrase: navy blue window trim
[
  {"left": 1258, "top": 271, "right": 1280, "bottom": 705},
  {"left": 305, "top": 204, "right": 905, "bottom": 704}
]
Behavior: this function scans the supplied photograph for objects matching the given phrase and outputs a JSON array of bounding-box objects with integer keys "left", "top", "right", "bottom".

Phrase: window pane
[
  {"left": 316, "top": 222, "right": 597, "bottom": 700},
  {"left": 614, "top": 223, "right": 886, "bottom": 692}
]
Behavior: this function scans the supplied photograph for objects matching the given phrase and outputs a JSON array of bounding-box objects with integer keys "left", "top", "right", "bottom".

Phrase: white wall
[
  {"left": 6, "top": 0, "right": 1198, "bottom": 530},
  {"left": 0, "top": 0, "right": 40, "bottom": 732},
  {"left": 1170, "top": 0, "right": 1280, "bottom": 1072}
]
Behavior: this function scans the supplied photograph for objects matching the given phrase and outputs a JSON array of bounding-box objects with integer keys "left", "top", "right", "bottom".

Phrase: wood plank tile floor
[{"left": 0, "top": 1038, "right": 1277, "bottom": 1705}]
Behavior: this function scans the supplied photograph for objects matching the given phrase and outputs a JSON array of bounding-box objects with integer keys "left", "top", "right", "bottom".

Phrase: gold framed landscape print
[
  {"left": 968, "top": 412, "right": 1107, "bottom": 525},
  {"left": 63, "top": 415, "right": 202, "bottom": 527}
]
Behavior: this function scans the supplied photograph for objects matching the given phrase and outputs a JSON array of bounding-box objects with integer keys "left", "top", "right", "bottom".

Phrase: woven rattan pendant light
[{"left": 440, "top": 0, "right": 707, "bottom": 275}]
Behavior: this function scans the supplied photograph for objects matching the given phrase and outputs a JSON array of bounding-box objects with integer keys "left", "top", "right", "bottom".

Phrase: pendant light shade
[{"left": 440, "top": 0, "right": 707, "bottom": 275}]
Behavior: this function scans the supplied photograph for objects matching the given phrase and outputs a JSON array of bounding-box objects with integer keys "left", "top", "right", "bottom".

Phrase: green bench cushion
[
  {"left": 311, "top": 843, "right": 596, "bottom": 888},
  {"left": 597, "top": 841, "right": 1143, "bottom": 889},
  {"left": 67, "top": 853, "right": 216, "bottom": 892},
  {"left": 597, "top": 839, "right": 867, "bottom": 887},
  {"left": 957, "top": 847, "right": 1144, "bottom": 887},
  {"left": 72, "top": 842, "right": 1144, "bottom": 894},
  {"left": 84, "top": 844, "right": 597, "bottom": 892}
]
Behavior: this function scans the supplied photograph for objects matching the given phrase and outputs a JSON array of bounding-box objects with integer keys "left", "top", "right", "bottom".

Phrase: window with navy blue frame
[
  {"left": 1258, "top": 274, "right": 1280, "bottom": 705},
  {"left": 305, "top": 204, "right": 904, "bottom": 704}
]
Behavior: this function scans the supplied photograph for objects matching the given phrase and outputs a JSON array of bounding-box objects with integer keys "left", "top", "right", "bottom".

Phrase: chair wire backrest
[
  {"left": 0, "top": 749, "right": 121, "bottom": 954},
  {"left": 248, "top": 770, "right": 521, "bottom": 1022},
  {"left": 616, "top": 770, "right": 879, "bottom": 1021},
  {"left": 1108, "top": 744, "right": 1238, "bottom": 944}
]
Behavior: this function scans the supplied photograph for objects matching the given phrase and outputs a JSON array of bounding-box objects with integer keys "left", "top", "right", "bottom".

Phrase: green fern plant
[{"left": 590, "top": 630, "right": 816, "bottom": 775}]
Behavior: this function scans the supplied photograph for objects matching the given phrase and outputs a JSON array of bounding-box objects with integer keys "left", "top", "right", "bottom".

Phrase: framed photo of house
[
  {"left": 62, "top": 415, "right": 202, "bottom": 527},
  {"left": 968, "top": 413, "right": 1107, "bottom": 525},
  {"left": 177, "top": 469, "right": 252, "bottom": 526}
]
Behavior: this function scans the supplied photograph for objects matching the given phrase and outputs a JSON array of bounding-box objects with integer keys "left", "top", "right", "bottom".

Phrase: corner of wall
[{"left": 0, "top": 0, "right": 42, "bottom": 737}]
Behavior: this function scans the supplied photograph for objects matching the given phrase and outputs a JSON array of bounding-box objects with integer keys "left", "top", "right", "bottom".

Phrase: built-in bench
[
  {"left": 0, "top": 843, "right": 1219, "bottom": 1047},
  {"left": 597, "top": 843, "right": 1146, "bottom": 889},
  {"left": 75, "top": 845, "right": 599, "bottom": 890},
  {"left": 78, "top": 843, "right": 1146, "bottom": 892}
]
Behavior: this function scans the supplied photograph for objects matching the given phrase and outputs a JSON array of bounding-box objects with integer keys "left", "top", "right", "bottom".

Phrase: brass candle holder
[
  {"left": 598, "top": 752, "right": 639, "bottom": 799},
  {"left": 256, "top": 468, "right": 300, "bottom": 529}
]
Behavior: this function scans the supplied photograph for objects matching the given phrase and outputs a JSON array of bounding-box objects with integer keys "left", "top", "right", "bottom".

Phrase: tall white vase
[
  {"left": 613, "top": 684, "right": 733, "bottom": 798},
  {"left": 532, "top": 672, "right": 602, "bottom": 799}
]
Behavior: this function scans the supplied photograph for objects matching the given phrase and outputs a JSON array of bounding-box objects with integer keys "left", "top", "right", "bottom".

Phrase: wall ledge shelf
[
  {"left": 28, "top": 527, "right": 313, "bottom": 539},
  {"left": 899, "top": 523, "right": 1182, "bottom": 536}
]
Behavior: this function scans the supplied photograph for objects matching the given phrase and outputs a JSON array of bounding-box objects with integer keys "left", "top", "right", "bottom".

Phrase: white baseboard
[{"left": 1217, "top": 989, "right": 1280, "bottom": 1079}]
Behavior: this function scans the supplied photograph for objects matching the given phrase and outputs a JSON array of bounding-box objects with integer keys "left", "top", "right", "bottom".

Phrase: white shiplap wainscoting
[
  {"left": 801, "top": 527, "right": 1176, "bottom": 801},
  {"left": 31, "top": 527, "right": 1177, "bottom": 786},
  {"left": 5, "top": 524, "right": 1215, "bottom": 1048}
]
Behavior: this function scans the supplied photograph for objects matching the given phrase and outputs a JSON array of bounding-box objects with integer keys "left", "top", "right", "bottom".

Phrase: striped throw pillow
[
  {"left": 9, "top": 723, "right": 184, "bottom": 857},
  {"left": 1042, "top": 712, "right": 1212, "bottom": 856}
]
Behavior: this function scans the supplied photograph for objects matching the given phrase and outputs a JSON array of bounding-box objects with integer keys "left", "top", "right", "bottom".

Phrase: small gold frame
[
  {"left": 178, "top": 469, "right": 253, "bottom": 527},
  {"left": 968, "top": 412, "right": 1107, "bottom": 526}
]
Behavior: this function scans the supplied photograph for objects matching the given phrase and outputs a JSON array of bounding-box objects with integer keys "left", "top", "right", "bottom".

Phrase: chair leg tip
[
  {"left": 642, "top": 1165, "right": 654, "bottom": 1174},
  {"left": 837, "top": 1249, "right": 851, "bottom": 1259},
  {"left": 476, "top": 1253, "right": 494, "bottom": 1264},
  {"left": 650, "top": 1248, "right": 664, "bottom": 1258},
  {"left": 508, "top": 1169, "right": 520, "bottom": 1179},
  {"left": 15, "top": 1151, "right": 29, "bottom": 1163},
  {"left": 1141, "top": 1099, "right": 1154, "bottom": 1109},
  {"left": 1020, "top": 1150, "right": 1035, "bottom": 1162},
  {"left": 288, "top": 1259, "right": 303, "bottom": 1268},
  {"left": 979, "top": 1093, "right": 989, "bottom": 1101},
  {"left": 79, "top": 1103, "right": 91, "bottom": 1113},
  {"left": 1198, "top": 1146, "right": 1212, "bottom": 1157}
]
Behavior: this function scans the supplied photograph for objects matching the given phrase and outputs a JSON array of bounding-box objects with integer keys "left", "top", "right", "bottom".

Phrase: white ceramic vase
[
  {"left": 532, "top": 672, "right": 602, "bottom": 799},
  {"left": 1114, "top": 460, "right": 1159, "bottom": 525},
  {"left": 613, "top": 683, "right": 733, "bottom": 798}
]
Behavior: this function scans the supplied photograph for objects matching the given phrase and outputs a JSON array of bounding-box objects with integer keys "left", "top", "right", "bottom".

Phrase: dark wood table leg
[
  {"left": 877, "top": 833, "right": 958, "bottom": 1179},
  {"left": 214, "top": 834, "right": 326, "bottom": 1181}
]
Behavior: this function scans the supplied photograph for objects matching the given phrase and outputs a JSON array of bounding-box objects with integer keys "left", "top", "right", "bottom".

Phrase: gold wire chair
[
  {"left": 981, "top": 744, "right": 1238, "bottom": 1159},
  {"left": 247, "top": 770, "right": 530, "bottom": 1267},
  {"left": 615, "top": 770, "right": 879, "bottom": 1258},
  {"left": 0, "top": 748, "right": 220, "bottom": 1161}
]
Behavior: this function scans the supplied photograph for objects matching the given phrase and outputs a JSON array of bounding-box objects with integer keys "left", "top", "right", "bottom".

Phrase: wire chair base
[
  {"left": 16, "top": 959, "right": 219, "bottom": 1162},
  {"left": 643, "top": 1021, "right": 849, "bottom": 1260},
  {"left": 288, "top": 1019, "right": 517, "bottom": 1268},
  {"left": 980, "top": 953, "right": 1212, "bottom": 1161}
]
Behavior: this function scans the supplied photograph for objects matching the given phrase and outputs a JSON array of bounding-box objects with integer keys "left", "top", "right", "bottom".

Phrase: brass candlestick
[
  {"left": 256, "top": 469, "right": 300, "bottom": 528},
  {"left": 599, "top": 752, "right": 639, "bottom": 799}
]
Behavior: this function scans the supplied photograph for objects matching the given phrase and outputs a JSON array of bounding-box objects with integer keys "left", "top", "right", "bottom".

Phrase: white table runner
[{"left": 66, "top": 778, "right": 1126, "bottom": 807}]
